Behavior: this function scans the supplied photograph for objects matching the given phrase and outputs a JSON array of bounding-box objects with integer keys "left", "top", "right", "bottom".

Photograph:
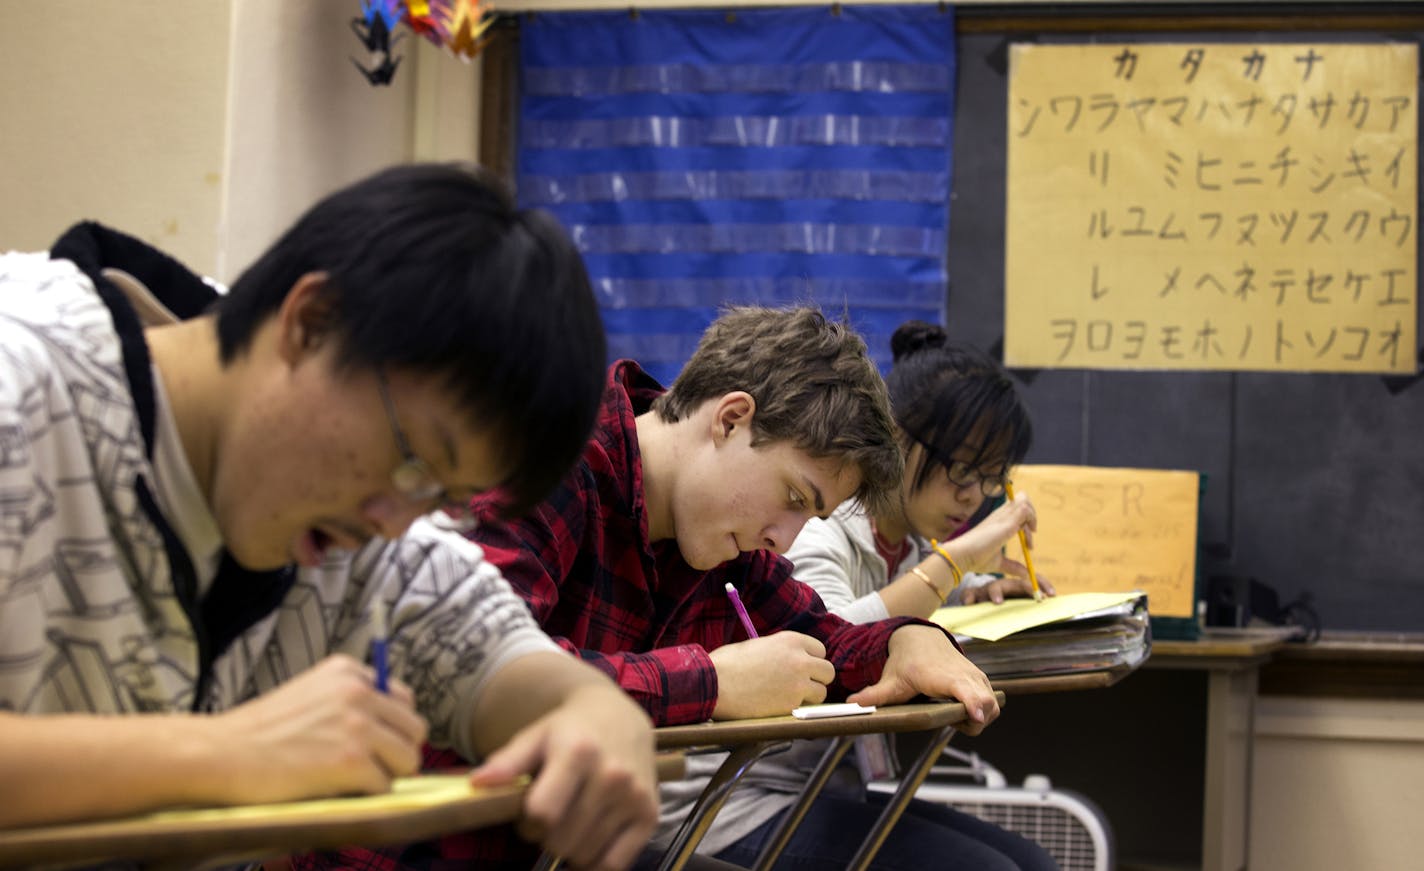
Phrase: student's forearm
[
  {"left": 497, "top": 643, "right": 715, "bottom": 728},
  {"left": 879, "top": 553, "right": 958, "bottom": 618},
  {"left": 466, "top": 651, "right": 640, "bottom": 756},
  {"left": 1, "top": 655, "right": 430, "bottom": 830},
  {"left": 464, "top": 653, "right": 659, "bottom": 871},
  {"left": 0, "top": 711, "right": 228, "bottom": 828}
]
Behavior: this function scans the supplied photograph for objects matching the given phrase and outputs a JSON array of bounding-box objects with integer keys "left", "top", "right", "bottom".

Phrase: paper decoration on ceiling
[{"left": 351, "top": 0, "right": 496, "bottom": 86}]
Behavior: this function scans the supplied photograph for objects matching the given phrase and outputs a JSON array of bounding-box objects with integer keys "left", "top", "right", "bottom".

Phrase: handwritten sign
[
  {"left": 1005, "top": 465, "right": 1200, "bottom": 619},
  {"left": 1006, "top": 43, "right": 1418, "bottom": 373}
]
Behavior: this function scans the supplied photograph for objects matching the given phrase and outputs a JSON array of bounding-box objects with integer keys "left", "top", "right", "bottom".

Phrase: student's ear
[
  {"left": 710, "top": 391, "right": 757, "bottom": 445},
  {"left": 275, "top": 272, "right": 338, "bottom": 366}
]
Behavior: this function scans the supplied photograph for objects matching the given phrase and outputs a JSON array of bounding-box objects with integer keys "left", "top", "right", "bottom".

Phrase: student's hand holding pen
[
  {"left": 940, "top": 492, "right": 1038, "bottom": 575},
  {"left": 709, "top": 632, "right": 835, "bottom": 720},
  {"left": 206, "top": 653, "right": 429, "bottom": 804},
  {"left": 0, "top": 654, "right": 425, "bottom": 829},
  {"left": 932, "top": 491, "right": 1055, "bottom": 603}
]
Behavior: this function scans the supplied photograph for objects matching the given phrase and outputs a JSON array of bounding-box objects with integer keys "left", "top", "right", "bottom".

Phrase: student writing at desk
[
  {"left": 299, "top": 307, "right": 1005, "bottom": 871},
  {"left": 689, "top": 322, "right": 1057, "bottom": 871},
  {"left": 0, "top": 165, "right": 657, "bottom": 871}
]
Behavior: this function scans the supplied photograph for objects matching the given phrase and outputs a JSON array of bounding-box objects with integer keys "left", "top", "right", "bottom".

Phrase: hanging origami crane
[
  {"left": 351, "top": 0, "right": 405, "bottom": 86},
  {"left": 444, "top": 0, "right": 497, "bottom": 59},
  {"left": 350, "top": 0, "right": 498, "bottom": 85}
]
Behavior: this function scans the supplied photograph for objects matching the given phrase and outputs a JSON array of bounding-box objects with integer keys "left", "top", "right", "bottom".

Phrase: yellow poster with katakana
[{"left": 1005, "top": 43, "right": 1418, "bottom": 373}]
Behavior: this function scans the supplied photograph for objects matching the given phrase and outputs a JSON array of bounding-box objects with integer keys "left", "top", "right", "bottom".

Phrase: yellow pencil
[{"left": 1004, "top": 481, "right": 1043, "bottom": 601}]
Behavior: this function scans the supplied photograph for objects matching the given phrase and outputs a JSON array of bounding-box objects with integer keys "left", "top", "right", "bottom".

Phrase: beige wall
[
  {"left": 0, "top": 1, "right": 231, "bottom": 274},
  {"left": 215, "top": 0, "right": 481, "bottom": 280},
  {"left": 0, "top": 0, "right": 482, "bottom": 283},
  {"left": 220, "top": 0, "right": 415, "bottom": 279}
]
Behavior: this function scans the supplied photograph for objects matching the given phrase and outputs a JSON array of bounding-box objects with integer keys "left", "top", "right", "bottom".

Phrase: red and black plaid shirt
[
  {"left": 296, "top": 361, "right": 932, "bottom": 870},
  {"left": 467, "top": 360, "right": 925, "bottom": 726}
]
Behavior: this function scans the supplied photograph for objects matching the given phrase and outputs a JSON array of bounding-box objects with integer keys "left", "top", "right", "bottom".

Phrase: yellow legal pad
[
  {"left": 931, "top": 591, "right": 1146, "bottom": 642},
  {"left": 138, "top": 773, "right": 524, "bottom": 825}
]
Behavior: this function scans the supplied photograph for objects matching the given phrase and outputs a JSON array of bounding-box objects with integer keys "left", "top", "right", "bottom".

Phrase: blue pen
[
  {"left": 370, "top": 606, "right": 390, "bottom": 693},
  {"left": 724, "top": 582, "right": 759, "bottom": 639}
]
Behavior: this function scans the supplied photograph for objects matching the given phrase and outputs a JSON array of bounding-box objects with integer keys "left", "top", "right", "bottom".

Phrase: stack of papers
[{"left": 930, "top": 591, "right": 1151, "bottom": 680}]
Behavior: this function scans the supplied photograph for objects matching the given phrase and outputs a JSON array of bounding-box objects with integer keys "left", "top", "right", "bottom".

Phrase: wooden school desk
[
  {"left": 0, "top": 754, "right": 687, "bottom": 871},
  {"left": 993, "top": 661, "right": 1141, "bottom": 697},
  {"left": 951, "top": 630, "right": 1290, "bottom": 871},
  {"left": 1149, "top": 632, "right": 1291, "bottom": 871},
  {"left": 1249, "top": 632, "right": 1424, "bottom": 871},
  {"left": 650, "top": 698, "right": 1001, "bottom": 871}
]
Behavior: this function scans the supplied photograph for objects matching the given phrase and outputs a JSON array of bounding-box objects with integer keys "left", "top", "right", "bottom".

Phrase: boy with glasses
[{"left": 0, "top": 164, "right": 657, "bottom": 871}]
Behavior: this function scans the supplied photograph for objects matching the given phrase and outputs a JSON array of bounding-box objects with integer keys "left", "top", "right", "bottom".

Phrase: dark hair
[
  {"left": 652, "top": 306, "right": 902, "bottom": 517},
  {"left": 214, "top": 163, "right": 605, "bottom": 516},
  {"left": 887, "top": 320, "right": 1032, "bottom": 492}
]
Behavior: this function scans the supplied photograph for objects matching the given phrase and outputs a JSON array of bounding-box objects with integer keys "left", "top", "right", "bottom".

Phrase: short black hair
[
  {"left": 887, "top": 320, "right": 1032, "bottom": 492},
  {"left": 214, "top": 163, "right": 605, "bottom": 516}
]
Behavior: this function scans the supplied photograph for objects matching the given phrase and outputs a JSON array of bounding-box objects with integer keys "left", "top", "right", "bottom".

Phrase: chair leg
[
  {"left": 751, "top": 736, "right": 855, "bottom": 871},
  {"left": 845, "top": 725, "right": 958, "bottom": 871},
  {"left": 657, "top": 742, "right": 782, "bottom": 871}
]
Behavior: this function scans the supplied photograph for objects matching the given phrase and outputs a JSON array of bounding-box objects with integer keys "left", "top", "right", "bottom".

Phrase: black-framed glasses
[
  {"left": 375, "top": 368, "right": 446, "bottom": 504},
  {"left": 945, "top": 461, "right": 1008, "bottom": 498}
]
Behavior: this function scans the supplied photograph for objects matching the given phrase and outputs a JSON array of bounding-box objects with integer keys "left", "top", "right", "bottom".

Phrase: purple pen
[{"left": 724, "top": 582, "right": 759, "bottom": 639}]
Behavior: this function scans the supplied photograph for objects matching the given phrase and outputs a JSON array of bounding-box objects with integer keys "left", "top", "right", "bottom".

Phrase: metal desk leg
[
  {"left": 658, "top": 742, "right": 783, "bottom": 871},
  {"left": 751, "top": 736, "right": 856, "bottom": 871},
  {"left": 845, "top": 725, "right": 957, "bottom": 871}
]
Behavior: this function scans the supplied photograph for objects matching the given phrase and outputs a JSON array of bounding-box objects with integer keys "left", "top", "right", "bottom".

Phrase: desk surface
[
  {"left": 1150, "top": 633, "right": 1291, "bottom": 666},
  {"left": 654, "top": 698, "right": 1001, "bottom": 750},
  {"left": 0, "top": 777, "right": 526, "bottom": 870},
  {"left": 1260, "top": 632, "right": 1424, "bottom": 700},
  {"left": 1273, "top": 631, "right": 1424, "bottom": 662},
  {"left": 0, "top": 754, "right": 687, "bottom": 870},
  {"left": 994, "top": 665, "right": 1136, "bottom": 696}
]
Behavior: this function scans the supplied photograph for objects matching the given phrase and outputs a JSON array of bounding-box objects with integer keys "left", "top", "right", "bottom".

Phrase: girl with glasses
[
  {"left": 704, "top": 320, "right": 1057, "bottom": 871},
  {"left": 788, "top": 319, "right": 1055, "bottom": 621}
]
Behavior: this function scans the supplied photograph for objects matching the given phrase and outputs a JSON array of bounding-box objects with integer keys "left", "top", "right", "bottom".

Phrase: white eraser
[{"left": 791, "top": 702, "right": 877, "bottom": 720}]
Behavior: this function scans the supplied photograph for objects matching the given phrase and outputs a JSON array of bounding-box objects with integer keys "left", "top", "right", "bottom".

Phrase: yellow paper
[
  {"left": 1004, "top": 465, "right": 1199, "bottom": 619},
  {"left": 1006, "top": 43, "right": 1417, "bottom": 373},
  {"left": 932, "top": 591, "right": 1145, "bottom": 642},
  {"left": 138, "top": 774, "right": 514, "bottom": 825}
]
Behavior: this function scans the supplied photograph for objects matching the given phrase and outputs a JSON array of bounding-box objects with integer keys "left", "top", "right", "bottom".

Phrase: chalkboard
[{"left": 945, "top": 19, "right": 1424, "bottom": 633}]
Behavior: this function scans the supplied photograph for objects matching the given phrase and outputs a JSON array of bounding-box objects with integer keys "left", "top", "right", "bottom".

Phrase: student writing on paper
[
  {"left": 696, "top": 321, "right": 1057, "bottom": 871},
  {"left": 300, "top": 307, "right": 1005, "bottom": 871},
  {"left": 0, "top": 165, "right": 657, "bottom": 871},
  {"left": 792, "top": 322, "right": 1055, "bottom": 618}
]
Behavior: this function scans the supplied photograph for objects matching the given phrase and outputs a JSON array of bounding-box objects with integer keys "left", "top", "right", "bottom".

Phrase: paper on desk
[
  {"left": 931, "top": 591, "right": 1145, "bottom": 642},
  {"left": 792, "top": 702, "right": 876, "bottom": 719},
  {"left": 138, "top": 774, "right": 524, "bottom": 825}
]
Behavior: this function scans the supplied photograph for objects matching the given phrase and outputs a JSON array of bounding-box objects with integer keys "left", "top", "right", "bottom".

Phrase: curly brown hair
[{"left": 652, "top": 306, "right": 902, "bottom": 516}]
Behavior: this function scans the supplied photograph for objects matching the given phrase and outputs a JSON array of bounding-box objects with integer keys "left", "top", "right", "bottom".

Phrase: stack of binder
[{"left": 930, "top": 591, "right": 1151, "bottom": 681}]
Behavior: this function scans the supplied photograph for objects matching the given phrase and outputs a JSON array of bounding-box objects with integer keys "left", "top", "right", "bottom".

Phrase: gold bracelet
[
  {"left": 928, "top": 539, "right": 964, "bottom": 588},
  {"left": 908, "top": 565, "right": 947, "bottom": 601}
]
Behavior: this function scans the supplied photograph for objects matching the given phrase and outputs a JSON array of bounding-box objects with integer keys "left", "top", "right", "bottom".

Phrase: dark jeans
[
  {"left": 633, "top": 851, "right": 748, "bottom": 871},
  {"left": 710, "top": 790, "right": 1059, "bottom": 871}
]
